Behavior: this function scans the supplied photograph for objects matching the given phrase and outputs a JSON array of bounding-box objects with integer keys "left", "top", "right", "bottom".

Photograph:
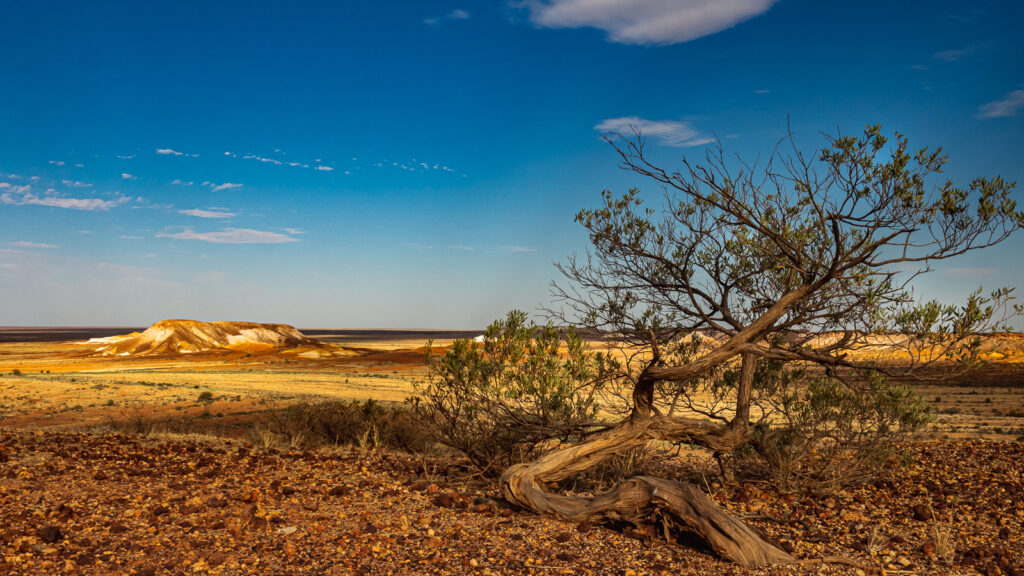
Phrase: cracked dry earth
[{"left": 0, "top": 432, "right": 1021, "bottom": 576}]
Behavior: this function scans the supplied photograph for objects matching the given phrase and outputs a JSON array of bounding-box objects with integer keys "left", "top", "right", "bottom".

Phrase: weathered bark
[
  {"left": 732, "top": 353, "right": 756, "bottom": 429},
  {"left": 500, "top": 416, "right": 794, "bottom": 567},
  {"left": 501, "top": 363, "right": 794, "bottom": 567},
  {"left": 500, "top": 289, "right": 814, "bottom": 567}
]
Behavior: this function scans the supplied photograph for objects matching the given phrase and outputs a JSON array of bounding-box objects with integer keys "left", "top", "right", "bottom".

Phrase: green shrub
[
  {"left": 736, "top": 367, "right": 934, "bottom": 491},
  {"left": 415, "top": 310, "right": 604, "bottom": 474},
  {"left": 252, "top": 399, "right": 430, "bottom": 453}
]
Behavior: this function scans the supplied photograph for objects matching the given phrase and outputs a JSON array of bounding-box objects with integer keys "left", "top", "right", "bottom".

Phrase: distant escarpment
[{"left": 84, "top": 319, "right": 348, "bottom": 358}]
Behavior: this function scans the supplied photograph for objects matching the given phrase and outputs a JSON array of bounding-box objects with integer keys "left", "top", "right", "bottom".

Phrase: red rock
[
  {"left": 36, "top": 525, "right": 61, "bottom": 543},
  {"left": 912, "top": 503, "right": 933, "bottom": 521}
]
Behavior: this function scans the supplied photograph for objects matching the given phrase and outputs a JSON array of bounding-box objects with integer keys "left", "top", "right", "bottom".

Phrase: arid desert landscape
[
  {"left": 6, "top": 4, "right": 1024, "bottom": 575},
  {"left": 1, "top": 321, "right": 1023, "bottom": 576}
]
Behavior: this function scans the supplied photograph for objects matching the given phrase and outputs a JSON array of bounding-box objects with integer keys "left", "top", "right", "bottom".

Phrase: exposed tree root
[{"left": 500, "top": 405, "right": 797, "bottom": 569}]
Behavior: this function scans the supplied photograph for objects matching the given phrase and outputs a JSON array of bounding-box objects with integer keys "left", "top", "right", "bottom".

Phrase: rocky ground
[{"left": 0, "top": 432, "right": 1021, "bottom": 576}]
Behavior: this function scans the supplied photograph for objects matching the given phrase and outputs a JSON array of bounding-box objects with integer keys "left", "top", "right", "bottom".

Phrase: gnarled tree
[{"left": 500, "top": 124, "right": 1023, "bottom": 567}]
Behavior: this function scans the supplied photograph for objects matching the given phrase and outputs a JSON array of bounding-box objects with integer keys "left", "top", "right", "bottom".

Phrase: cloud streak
[
  {"left": 978, "top": 90, "right": 1024, "bottom": 119},
  {"left": 595, "top": 116, "right": 712, "bottom": 147},
  {"left": 11, "top": 241, "right": 57, "bottom": 249},
  {"left": 179, "top": 208, "right": 235, "bottom": 219},
  {"left": 933, "top": 48, "right": 968, "bottom": 62},
  {"left": 523, "top": 0, "right": 777, "bottom": 45},
  {"left": 425, "top": 8, "right": 471, "bottom": 26},
  {"left": 156, "top": 228, "right": 300, "bottom": 244},
  {"left": 205, "top": 182, "right": 243, "bottom": 192},
  {"left": 227, "top": 150, "right": 342, "bottom": 174},
  {"left": 1, "top": 186, "right": 130, "bottom": 211},
  {"left": 156, "top": 148, "right": 199, "bottom": 157}
]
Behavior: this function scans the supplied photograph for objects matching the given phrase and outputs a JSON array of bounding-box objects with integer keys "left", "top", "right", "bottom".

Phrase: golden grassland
[{"left": 0, "top": 333, "right": 1022, "bottom": 441}]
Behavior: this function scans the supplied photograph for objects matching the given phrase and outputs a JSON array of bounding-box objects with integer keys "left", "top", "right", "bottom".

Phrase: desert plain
[{"left": 0, "top": 322, "right": 1022, "bottom": 576}]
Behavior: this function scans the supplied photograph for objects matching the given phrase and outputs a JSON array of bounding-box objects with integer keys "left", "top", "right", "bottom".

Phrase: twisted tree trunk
[
  {"left": 500, "top": 369, "right": 793, "bottom": 568},
  {"left": 502, "top": 294, "right": 812, "bottom": 567}
]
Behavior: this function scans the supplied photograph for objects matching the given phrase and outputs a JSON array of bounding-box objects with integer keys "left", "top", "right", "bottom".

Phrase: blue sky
[{"left": 1, "top": 1, "right": 1022, "bottom": 328}]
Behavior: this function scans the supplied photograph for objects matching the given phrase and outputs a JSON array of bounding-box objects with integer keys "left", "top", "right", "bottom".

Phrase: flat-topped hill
[{"left": 85, "top": 319, "right": 337, "bottom": 356}]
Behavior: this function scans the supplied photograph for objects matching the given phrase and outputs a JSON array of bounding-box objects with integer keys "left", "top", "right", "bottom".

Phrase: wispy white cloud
[
  {"left": 120, "top": 235, "right": 143, "bottom": 240},
  {"left": 116, "top": 154, "right": 136, "bottom": 160},
  {"left": 156, "top": 148, "right": 199, "bottom": 157},
  {"left": 506, "top": 246, "right": 538, "bottom": 253},
  {"left": 1, "top": 186, "right": 131, "bottom": 211},
  {"left": 206, "top": 182, "right": 243, "bottom": 192},
  {"left": 179, "top": 208, "right": 235, "bottom": 219},
  {"left": 522, "top": 0, "right": 777, "bottom": 45},
  {"left": 933, "top": 48, "right": 969, "bottom": 62},
  {"left": 229, "top": 150, "right": 337, "bottom": 171},
  {"left": 978, "top": 90, "right": 1024, "bottom": 119},
  {"left": 121, "top": 173, "right": 137, "bottom": 180},
  {"left": 447, "top": 245, "right": 474, "bottom": 252},
  {"left": 61, "top": 180, "right": 93, "bottom": 188},
  {"left": 284, "top": 228, "right": 306, "bottom": 235},
  {"left": 425, "top": 8, "right": 471, "bottom": 25},
  {"left": 243, "top": 153, "right": 283, "bottom": 166},
  {"left": 11, "top": 241, "right": 57, "bottom": 249},
  {"left": 156, "top": 228, "right": 300, "bottom": 244},
  {"left": 48, "top": 160, "right": 65, "bottom": 166},
  {"left": 753, "top": 89, "right": 771, "bottom": 94},
  {"left": 595, "top": 116, "right": 712, "bottom": 147},
  {"left": 170, "top": 179, "right": 194, "bottom": 186}
]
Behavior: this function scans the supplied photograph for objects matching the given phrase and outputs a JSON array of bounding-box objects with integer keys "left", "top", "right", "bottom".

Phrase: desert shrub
[
  {"left": 415, "top": 310, "right": 605, "bottom": 474},
  {"left": 251, "top": 399, "right": 431, "bottom": 453},
  {"left": 197, "top": 391, "right": 214, "bottom": 403},
  {"left": 109, "top": 413, "right": 205, "bottom": 436},
  {"left": 570, "top": 445, "right": 655, "bottom": 492},
  {"left": 734, "top": 366, "right": 934, "bottom": 491},
  {"left": 12, "top": 369, "right": 21, "bottom": 376}
]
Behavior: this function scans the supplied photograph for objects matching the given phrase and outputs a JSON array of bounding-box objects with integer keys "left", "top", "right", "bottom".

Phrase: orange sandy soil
[
  {"left": 0, "top": 334, "right": 1022, "bottom": 575},
  {"left": 0, "top": 432, "right": 1022, "bottom": 576}
]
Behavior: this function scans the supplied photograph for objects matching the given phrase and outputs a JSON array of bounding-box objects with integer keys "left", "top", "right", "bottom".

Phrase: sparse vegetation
[
  {"left": 427, "top": 124, "right": 1023, "bottom": 568},
  {"left": 251, "top": 399, "right": 431, "bottom": 453},
  {"left": 416, "top": 310, "right": 604, "bottom": 474}
]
